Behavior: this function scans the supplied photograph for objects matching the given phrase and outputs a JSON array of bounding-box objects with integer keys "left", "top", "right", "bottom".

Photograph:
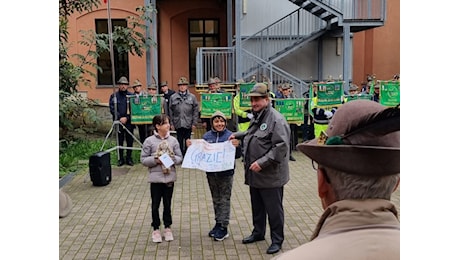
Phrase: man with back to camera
[{"left": 274, "top": 99, "right": 400, "bottom": 259}]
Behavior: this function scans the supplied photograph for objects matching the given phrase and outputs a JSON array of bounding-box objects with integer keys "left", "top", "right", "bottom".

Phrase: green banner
[
  {"left": 315, "top": 81, "right": 344, "bottom": 107},
  {"left": 200, "top": 93, "right": 233, "bottom": 118},
  {"left": 379, "top": 80, "right": 400, "bottom": 107},
  {"left": 239, "top": 82, "right": 255, "bottom": 109},
  {"left": 129, "top": 95, "right": 163, "bottom": 124},
  {"left": 346, "top": 93, "right": 373, "bottom": 102},
  {"left": 274, "top": 98, "right": 305, "bottom": 125}
]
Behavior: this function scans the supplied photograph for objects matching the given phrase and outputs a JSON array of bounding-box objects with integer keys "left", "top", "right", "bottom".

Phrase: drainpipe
[
  {"left": 235, "top": 0, "right": 242, "bottom": 81},
  {"left": 227, "top": 0, "right": 233, "bottom": 82},
  {"left": 342, "top": 24, "right": 351, "bottom": 92},
  {"left": 146, "top": 0, "right": 158, "bottom": 85}
]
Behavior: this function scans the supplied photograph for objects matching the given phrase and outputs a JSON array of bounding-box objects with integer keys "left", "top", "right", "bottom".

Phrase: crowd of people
[{"left": 108, "top": 76, "right": 400, "bottom": 257}]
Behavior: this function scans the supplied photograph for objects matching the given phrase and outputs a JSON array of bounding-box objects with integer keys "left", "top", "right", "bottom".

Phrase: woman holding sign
[{"left": 186, "top": 111, "right": 241, "bottom": 241}]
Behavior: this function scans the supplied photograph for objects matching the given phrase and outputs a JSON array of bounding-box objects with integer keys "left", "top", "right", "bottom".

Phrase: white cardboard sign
[{"left": 182, "top": 139, "right": 235, "bottom": 172}]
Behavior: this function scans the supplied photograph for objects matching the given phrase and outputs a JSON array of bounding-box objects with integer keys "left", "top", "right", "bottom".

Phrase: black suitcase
[{"left": 89, "top": 151, "right": 112, "bottom": 186}]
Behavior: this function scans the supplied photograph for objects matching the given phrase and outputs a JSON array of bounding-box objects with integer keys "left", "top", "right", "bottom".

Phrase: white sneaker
[
  {"left": 152, "top": 229, "right": 162, "bottom": 243},
  {"left": 164, "top": 228, "right": 174, "bottom": 241}
]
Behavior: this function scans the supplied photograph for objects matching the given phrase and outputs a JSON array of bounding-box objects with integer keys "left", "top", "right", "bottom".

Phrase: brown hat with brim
[
  {"left": 132, "top": 79, "right": 142, "bottom": 88},
  {"left": 160, "top": 81, "right": 168, "bottom": 87},
  {"left": 117, "top": 76, "right": 129, "bottom": 84},
  {"left": 147, "top": 83, "right": 157, "bottom": 89},
  {"left": 178, "top": 77, "right": 189, "bottom": 85},
  {"left": 296, "top": 100, "right": 400, "bottom": 176},
  {"left": 247, "top": 82, "right": 270, "bottom": 97}
]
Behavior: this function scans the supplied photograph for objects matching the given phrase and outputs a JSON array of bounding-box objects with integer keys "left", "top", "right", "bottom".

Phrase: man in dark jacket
[
  {"left": 229, "top": 82, "right": 290, "bottom": 255},
  {"left": 159, "top": 81, "right": 175, "bottom": 117},
  {"left": 168, "top": 77, "right": 199, "bottom": 155},
  {"left": 109, "top": 76, "right": 135, "bottom": 166}
]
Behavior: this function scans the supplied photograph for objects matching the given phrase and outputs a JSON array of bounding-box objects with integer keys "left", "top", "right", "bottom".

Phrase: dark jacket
[
  {"left": 109, "top": 90, "right": 134, "bottom": 122},
  {"left": 168, "top": 90, "right": 199, "bottom": 129},
  {"left": 235, "top": 105, "right": 290, "bottom": 188},
  {"left": 162, "top": 89, "right": 175, "bottom": 116},
  {"left": 202, "top": 128, "right": 241, "bottom": 176}
]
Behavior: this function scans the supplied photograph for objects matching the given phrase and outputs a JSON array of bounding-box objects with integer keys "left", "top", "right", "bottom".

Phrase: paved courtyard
[{"left": 59, "top": 147, "right": 400, "bottom": 260}]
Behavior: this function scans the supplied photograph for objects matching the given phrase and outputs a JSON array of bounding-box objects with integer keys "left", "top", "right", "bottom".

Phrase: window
[
  {"left": 95, "top": 19, "right": 129, "bottom": 86},
  {"left": 189, "top": 19, "right": 219, "bottom": 84}
]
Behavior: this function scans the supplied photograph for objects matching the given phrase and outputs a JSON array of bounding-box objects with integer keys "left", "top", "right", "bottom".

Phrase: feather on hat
[{"left": 297, "top": 100, "right": 400, "bottom": 176}]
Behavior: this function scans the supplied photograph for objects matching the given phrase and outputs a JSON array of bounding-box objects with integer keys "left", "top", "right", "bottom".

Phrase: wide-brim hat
[
  {"left": 281, "top": 83, "right": 291, "bottom": 90},
  {"left": 207, "top": 78, "right": 218, "bottom": 85},
  {"left": 177, "top": 77, "right": 189, "bottom": 85},
  {"left": 132, "top": 79, "right": 142, "bottom": 88},
  {"left": 160, "top": 81, "right": 168, "bottom": 87},
  {"left": 296, "top": 100, "right": 400, "bottom": 176},
  {"left": 247, "top": 82, "right": 270, "bottom": 97},
  {"left": 147, "top": 83, "right": 157, "bottom": 89},
  {"left": 349, "top": 83, "right": 359, "bottom": 91},
  {"left": 117, "top": 76, "right": 129, "bottom": 84}
]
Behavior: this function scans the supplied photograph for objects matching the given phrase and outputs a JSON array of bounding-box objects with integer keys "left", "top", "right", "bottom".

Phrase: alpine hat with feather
[{"left": 297, "top": 99, "right": 400, "bottom": 176}]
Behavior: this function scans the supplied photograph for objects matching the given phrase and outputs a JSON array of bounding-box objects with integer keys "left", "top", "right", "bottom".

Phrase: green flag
[
  {"left": 315, "top": 81, "right": 344, "bottom": 107},
  {"left": 129, "top": 95, "right": 163, "bottom": 124},
  {"left": 239, "top": 82, "right": 255, "bottom": 109},
  {"left": 274, "top": 98, "right": 305, "bottom": 125},
  {"left": 379, "top": 80, "right": 400, "bottom": 107},
  {"left": 200, "top": 93, "right": 233, "bottom": 118}
]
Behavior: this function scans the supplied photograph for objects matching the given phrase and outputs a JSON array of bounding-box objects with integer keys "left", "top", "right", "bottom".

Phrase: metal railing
[
  {"left": 241, "top": 8, "right": 325, "bottom": 62},
  {"left": 196, "top": 0, "right": 386, "bottom": 92}
]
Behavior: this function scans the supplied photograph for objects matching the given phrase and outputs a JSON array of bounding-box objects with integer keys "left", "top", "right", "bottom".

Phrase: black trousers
[
  {"left": 289, "top": 124, "right": 298, "bottom": 153},
  {"left": 117, "top": 123, "right": 134, "bottom": 160},
  {"left": 249, "top": 186, "right": 284, "bottom": 245},
  {"left": 176, "top": 127, "right": 192, "bottom": 155},
  {"left": 150, "top": 182, "right": 174, "bottom": 230},
  {"left": 301, "top": 115, "right": 315, "bottom": 141}
]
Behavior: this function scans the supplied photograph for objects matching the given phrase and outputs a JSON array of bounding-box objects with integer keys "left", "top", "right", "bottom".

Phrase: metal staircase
[{"left": 196, "top": 0, "right": 386, "bottom": 96}]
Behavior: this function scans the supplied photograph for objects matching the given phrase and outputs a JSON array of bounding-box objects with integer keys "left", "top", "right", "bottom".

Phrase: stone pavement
[{"left": 59, "top": 149, "right": 400, "bottom": 260}]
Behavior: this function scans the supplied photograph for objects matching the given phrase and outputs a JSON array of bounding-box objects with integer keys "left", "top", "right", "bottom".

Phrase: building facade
[{"left": 66, "top": 0, "right": 400, "bottom": 103}]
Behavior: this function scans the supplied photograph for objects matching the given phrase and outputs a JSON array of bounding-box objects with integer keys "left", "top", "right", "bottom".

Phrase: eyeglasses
[
  {"left": 311, "top": 160, "right": 318, "bottom": 170},
  {"left": 312, "top": 160, "right": 331, "bottom": 183}
]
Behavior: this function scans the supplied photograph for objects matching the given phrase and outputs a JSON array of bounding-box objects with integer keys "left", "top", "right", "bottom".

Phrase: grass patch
[{"left": 59, "top": 137, "right": 141, "bottom": 177}]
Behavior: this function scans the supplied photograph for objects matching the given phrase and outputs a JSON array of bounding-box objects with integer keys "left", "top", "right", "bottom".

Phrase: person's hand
[
  {"left": 192, "top": 125, "right": 196, "bottom": 130},
  {"left": 186, "top": 139, "right": 192, "bottom": 147},
  {"left": 228, "top": 134, "right": 235, "bottom": 140},
  {"left": 170, "top": 125, "right": 175, "bottom": 131},
  {"left": 119, "top": 117, "right": 128, "bottom": 124},
  {"left": 246, "top": 113, "right": 254, "bottom": 119},
  {"left": 231, "top": 139, "right": 239, "bottom": 147},
  {"left": 249, "top": 161, "right": 262, "bottom": 172},
  {"left": 324, "top": 110, "right": 333, "bottom": 119},
  {"left": 202, "top": 122, "right": 207, "bottom": 128}
]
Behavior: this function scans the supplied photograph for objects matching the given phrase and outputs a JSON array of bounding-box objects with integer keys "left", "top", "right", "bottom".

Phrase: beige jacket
[{"left": 274, "top": 199, "right": 400, "bottom": 260}]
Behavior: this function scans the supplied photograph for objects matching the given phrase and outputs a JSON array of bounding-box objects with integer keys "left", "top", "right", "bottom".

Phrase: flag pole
[{"left": 106, "top": 0, "right": 121, "bottom": 160}]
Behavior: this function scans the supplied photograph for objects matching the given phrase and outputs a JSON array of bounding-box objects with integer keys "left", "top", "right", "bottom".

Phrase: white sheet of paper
[
  {"left": 182, "top": 139, "right": 235, "bottom": 172},
  {"left": 159, "top": 153, "right": 174, "bottom": 168}
]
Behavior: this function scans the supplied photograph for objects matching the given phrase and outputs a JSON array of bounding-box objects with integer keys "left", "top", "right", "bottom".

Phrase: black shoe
[
  {"left": 208, "top": 223, "right": 221, "bottom": 237},
  {"left": 289, "top": 156, "right": 296, "bottom": 161},
  {"left": 266, "top": 243, "right": 282, "bottom": 254},
  {"left": 242, "top": 234, "right": 265, "bottom": 244},
  {"left": 117, "top": 159, "right": 125, "bottom": 166},
  {"left": 126, "top": 158, "right": 134, "bottom": 166},
  {"left": 214, "top": 227, "right": 229, "bottom": 241}
]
